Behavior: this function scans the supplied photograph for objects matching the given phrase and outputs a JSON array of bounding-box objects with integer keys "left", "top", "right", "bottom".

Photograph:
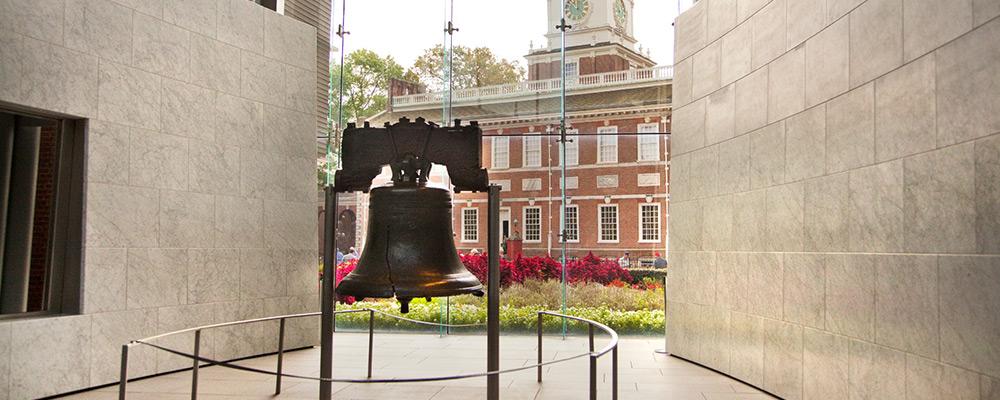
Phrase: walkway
[{"left": 62, "top": 333, "right": 773, "bottom": 400}]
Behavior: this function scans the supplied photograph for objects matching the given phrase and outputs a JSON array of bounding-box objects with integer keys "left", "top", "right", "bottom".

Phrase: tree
[
  {"left": 330, "top": 49, "right": 406, "bottom": 125},
  {"left": 411, "top": 45, "right": 525, "bottom": 91}
]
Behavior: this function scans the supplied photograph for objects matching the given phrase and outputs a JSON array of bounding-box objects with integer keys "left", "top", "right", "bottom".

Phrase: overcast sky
[{"left": 331, "top": 0, "right": 697, "bottom": 70}]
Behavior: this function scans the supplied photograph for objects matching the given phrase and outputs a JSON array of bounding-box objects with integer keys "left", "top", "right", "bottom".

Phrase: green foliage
[
  {"left": 411, "top": 45, "right": 525, "bottom": 91},
  {"left": 625, "top": 268, "right": 668, "bottom": 284},
  {"left": 456, "top": 279, "right": 662, "bottom": 311},
  {"left": 330, "top": 49, "right": 406, "bottom": 125},
  {"left": 334, "top": 281, "right": 665, "bottom": 335}
]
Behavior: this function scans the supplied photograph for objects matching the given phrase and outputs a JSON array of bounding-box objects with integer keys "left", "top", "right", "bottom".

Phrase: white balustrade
[{"left": 392, "top": 65, "right": 673, "bottom": 108}]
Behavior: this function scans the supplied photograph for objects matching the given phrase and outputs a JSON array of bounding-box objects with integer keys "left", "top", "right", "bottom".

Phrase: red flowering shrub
[
  {"left": 565, "top": 252, "right": 633, "bottom": 285},
  {"left": 459, "top": 252, "right": 632, "bottom": 288},
  {"left": 334, "top": 260, "right": 357, "bottom": 304}
]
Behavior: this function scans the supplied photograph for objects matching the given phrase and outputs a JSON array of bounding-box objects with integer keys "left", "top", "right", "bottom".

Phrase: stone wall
[
  {"left": 0, "top": 0, "right": 319, "bottom": 397},
  {"left": 668, "top": 0, "right": 1000, "bottom": 398}
]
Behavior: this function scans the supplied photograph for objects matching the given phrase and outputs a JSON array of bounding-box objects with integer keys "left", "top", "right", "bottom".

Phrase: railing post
[
  {"left": 536, "top": 313, "right": 543, "bottom": 382},
  {"left": 612, "top": 345, "right": 619, "bottom": 400},
  {"left": 368, "top": 309, "right": 375, "bottom": 378},
  {"left": 588, "top": 323, "right": 596, "bottom": 400},
  {"left": 589, "top": 354, "right": 597, "bottom": 400},
  {"left": 274, "top": 318, "right": 286, "bottom": 395},
  {"left": 588, "top": 324, "right": 595, "bottom": 353},
  {"left": 118, "top": 344, "right": 129, "bottom": 400},
  {"left": 191, "top": 330, "right": 201, "bottom": 400}
]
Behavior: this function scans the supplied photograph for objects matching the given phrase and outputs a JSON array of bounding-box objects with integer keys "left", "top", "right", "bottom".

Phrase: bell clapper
[{"left": 399, "top": 297, "right": 412, "bottom": 314}]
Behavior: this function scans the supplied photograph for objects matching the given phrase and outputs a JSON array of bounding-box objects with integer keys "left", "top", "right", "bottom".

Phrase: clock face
[
  {"left": 564, "top": 0, "right": 591, "bottom": 21},
  {"left": 613, "top": 0, "right": 627, "bottom": 28}
]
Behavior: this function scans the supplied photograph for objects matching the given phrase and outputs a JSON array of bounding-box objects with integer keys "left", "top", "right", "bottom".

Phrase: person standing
[
  {"left": 618, "top": 251, "right": 631, "bottom": 268},
  {"left": 653, "top": 252, "right": 667, "bottom": 269}
]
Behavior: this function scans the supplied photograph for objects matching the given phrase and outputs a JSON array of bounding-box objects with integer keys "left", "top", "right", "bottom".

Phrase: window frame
[
  {"left": 597, "top": 204, "right": 620, "bottom": 243},
  {"left": 461, "top": 207, "right": 479, "bottom": 243},
  {"left": 636, "top": 123, "right": 660, "bottom": 162},
  {"left": 596, "top": 126, "right": 618, "bottom": 164},
  {"left": 522, "top": 206, "right": 542, "bottom": 243},
  {"left": 0, "top": 110, "right": 85, "bottom": 320},
  {"left": 523, "top": 135, "right": 541, "bottom": 167},
  {"left": 491, "top": 136, "right": 509, "bottom": 169},
  {"left": 560, "top": 204, "right": 580, "bottom": 243},
  {"left": 638, "top": 202, "right": 661, "bottom": 243},
  {"left": 561, "top": 129, "right": 579, "bottom": 166}
]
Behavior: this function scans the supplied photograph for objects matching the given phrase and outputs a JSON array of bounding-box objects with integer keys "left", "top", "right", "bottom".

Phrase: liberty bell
[{"left": 335, "top": 120, "right": 487, "bottom": 313}]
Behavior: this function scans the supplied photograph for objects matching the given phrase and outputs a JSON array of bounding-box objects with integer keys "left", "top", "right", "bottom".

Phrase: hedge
[
  {"left": 334, "top": 298, "right": 665, "bottom": 335},
  {"left": 625, "top": 268, "right": 668, "bottom": 284}
]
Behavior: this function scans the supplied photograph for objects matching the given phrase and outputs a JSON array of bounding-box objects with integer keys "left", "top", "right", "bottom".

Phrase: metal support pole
[
  {"left": 588, "top": 354, "right": 597, "bottom": 400},
  {"left": 118, "top": 345, "right": 129, "bottom": 400},
  {"left": 367, "top": 309, "right": 374, "bottom": 378},
  {"left": 486, "top": 185, "right": 501, "bottom": 400},
  {"left": 536, "top": 313, "right": 543, "bottom": 382},
  {"left": 612, "top": 345, "right": 619, "bottom": 400},
  {"left": 320, "top": 187, "right": 338, "bottom": 399},
  {"left": 191, "top": 330, "right": 201, "bottom": 400},
  {"left": 446, "top": 297, "right": 451, "bottom": 335},
  {"left": 275, "top": 318, "right": 286, "bottom": 395}
]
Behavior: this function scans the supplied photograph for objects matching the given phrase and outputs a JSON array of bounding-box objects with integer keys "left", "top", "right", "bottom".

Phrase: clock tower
[{"left": 526, "top": 0, "right": 655, "bottom": 81}]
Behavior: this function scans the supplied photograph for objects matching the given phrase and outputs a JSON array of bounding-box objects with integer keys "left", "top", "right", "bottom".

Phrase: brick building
[{"left": 367, "top": 0, "right": 674, "bottom": 264}]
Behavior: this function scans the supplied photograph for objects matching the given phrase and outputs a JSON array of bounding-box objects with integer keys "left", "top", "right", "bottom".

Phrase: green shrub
[
  {"left": 626, "top": 268, "right": 667, "bottom": 284},
  {"left": 334, "top": 297, "right": 664, "bottom": 335},
  {"left": 445, "top": 279, "right": 663, "bottom": 311}
]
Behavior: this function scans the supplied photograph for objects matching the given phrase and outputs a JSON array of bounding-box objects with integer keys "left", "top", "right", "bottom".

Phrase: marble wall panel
[
  {"left": 730, "top": 312, "right": 765, "bottom": 387},
  {"left": 805, "top": 18, "right": 849, "bottom": 107},
  {"left": 98, "top": 61, "right": 162, "bottom": 130},
  {"left": 716, "top": 252, "right": 749, "bottom": 312},
  {"left": 10, "top": 317, "right": 91, "bottom": 398},
  {"left": 90, "top": 309, "right": 158, "bottom": 385},
  {"left": 718, "top": 134, "right": 751, "bottom": 194},
  {"left": 765, "top": 182, "right": 804, "bottom": 252},
  {"left": 85, "top": 183, "right": 159, "bottom": 248},
  {"left": 264, "top": 11, "right": 317, "bottom": 71},
  {"left": 787, "top": 0, "right": 826, "bottom": 49},
  {"left": 826, "top": 83, "right": 875, "bottom": 174},
  {"left": 706, "top": 85, "right": 736, "bottom": 146},
  {"left": 747, "top": 253, "right": 783, "bottom": 319},
  {"left": 752, "top": 0, "right": 787, "bottom": 69},
  {"left": 129, "top": 129, "right": 189, "bottom": 190},
  {"left": 940, "top": 255, "right": 1000, "bottom": 377},
  {"left": 720, "top": 22, "right": 751, "bottom": 86},
  {"left": 849, "top": 340, "right": 906, "bottom": 400},
  {"left": 0, "top": 0, "right": 64, "bottom": 44},
  {"left": 133, "top": 12, "right": 190, "bottom": 80},
  {"left": 905, "top": 354, "right": 980, "bottom": 400},
  {"left": 693, "top": 41, "right": 722, "bottom": 100},
  {"left": 735, "top": 66, "right": 769, "bottom": 135},
  {"left": 848, "top": 159, "right": 904, "bottom": 253},
  {"left": 65, "top": 0, "right": 131, "bottom": 64},
  {"left": 216, "top": 0, "right": 264, "bottom": 53},
  {"left": 849, "top": 0, "right": 903, "bottom": 87},
  {"left": 163, "top": 0, "right": 217, "bottom": 37},
  {"left": 803, "top": 328, "right": 848, "bottom": 400},
  {"left": 159, "top": 190, "right": 214, "bottom": 248},
  {"left": 804, "top": 172, "right": 849, "bottom": 252},
  {"left": 83, "top": 248, "right": 128, "bottom": 314},
  {"left": 763, "top": 319, "right": 804, "bottom": 400},
  {"left": 188, "top": 249, "right": 240, "bottom": 304},
  {"left": 126, "top": 248, "right": 188, "bottom": 309},
  {"left": 903, "top": 143, "right": 976, "bottom": 253},
  {"left": 874, "top": 54, "right": 936, "bottom": 162},
  {"left": 784, "top": 104, "right": 826, "bottom": 182},
  {"left": 733, "top": 189, "right": 766, "bottom": 251},
  {"left": 977, "top": 134, "right": 1000, "bottom": 254},
  {"left": 190, "top": 34, "right": 242, "bottom": 95},
  {"left": 824, "top": 254, "right": 875, "bottom": 341},
  {"left": 874, "top": 255, "right": 939, "bottom": 359},
  {"left": 935, "top": 18, "right": 1000, "bottom": 146},
  {"left": 86, "top": 120, "right": 130, "bottom": 185},
  {"left": 782, "top": 253, "right": 824, "bottom": 329},
  {"left": 241, "top": 50, "right": 285, "bottom": 107},
  {"left": 902, "top": 0, "right": 973, "bottom": 62},
  {"left": 214, "top": 195, "right": 264, "bottom": 248},
  {"left": 162, "top": 78, "right": 216, "bottom": 142},
  {"left": 672, "top": 98, "right": 707, "bottom": 156},
  {"left": 750, "top": 122, "right": 786, "bottom": 189},
  {"left": 702, "top": 195, "right": 733, "bottom": 251}
]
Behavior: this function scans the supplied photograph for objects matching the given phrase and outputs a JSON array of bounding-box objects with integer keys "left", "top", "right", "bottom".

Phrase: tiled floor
[{"left": 63, "top": 333, "right": 774, "bottom": 400}]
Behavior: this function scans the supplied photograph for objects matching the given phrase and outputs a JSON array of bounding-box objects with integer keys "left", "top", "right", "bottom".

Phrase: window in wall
[
  {"left": 561, "top": 129, "right": 579, "bottom": 166},
  {"left": 637, "top": 123, "right": 660, "bottom": 161},
  {"left": 561, "top": 205, "right": 579, "bottom": 243},
  {"left": 639, "top": 203, "right": 661, "bottom": 242},
  {"left": 461, "top": 208, "right": 478, "bottom": 242},
  {"left": 598, "top": 204, "right": 619, "bottom": 243},
  {"left": 523, "top": 135, "right": 541, "bottom": 167},
  {"left": 492, "top": 136, "right": 509, "bottom": 169},
  {"left": 0, "top": 110, "right": 85, "bottom": 318},
  {"left": 597, "top": 126, "right": 618, "bottom": 163},
  {"left": 564, "top": 62, "right": 578, "bottom": 77},
  {"left": 523, "top": 207, "right": 541, "bottom": 243}
]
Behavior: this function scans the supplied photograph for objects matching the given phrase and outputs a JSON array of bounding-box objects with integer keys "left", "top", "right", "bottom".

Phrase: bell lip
[{"left": 335, "top": 282, "right": 485, "bottom": 299}]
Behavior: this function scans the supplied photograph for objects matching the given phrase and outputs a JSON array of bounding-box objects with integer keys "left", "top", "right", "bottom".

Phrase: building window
[
  {"left": 561, "top": 205, "right": 579, "bottom": 243},
  {"left": 523, "top": 135, "right": 541, "bottom": 167},
  {"left": 639, "top": 203, "right": 661, "bottom": 242},
  {"left": 462, "top": 208, "right": 478, "bottom": 242},
  {"left": 564, "top": 62, "right": 579, "bottom": 77},
  {"left": 637, "top": 123, "right": 660, "bottom": 161},
  {"left": 0, "top": 110, "right": 85, "bottom": 318},
  {"left": 523, "top": 207, "right": 541, "bottom": 243},
  {"left": 492, "top": 136, "right": 509, "bottom": 169},
  {"left": 597, "top": 126, "right": 618, "bottom": 163},
  {"left": 561, "top": 129, "right": 579, "bottom": 166},
  {"left": 598, "top": 204, "right": 619, "bottom": 243}
]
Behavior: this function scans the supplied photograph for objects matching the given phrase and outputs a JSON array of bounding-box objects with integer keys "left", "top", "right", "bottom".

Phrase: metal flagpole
[{"left": 557, "top": 1, "right": 571, "bottom": 339}]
